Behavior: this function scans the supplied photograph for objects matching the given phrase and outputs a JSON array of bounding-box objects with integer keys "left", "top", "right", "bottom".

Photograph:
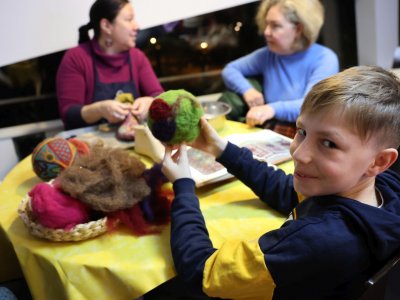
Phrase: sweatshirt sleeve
[
  {"left": 217, "top": 142, "right": 298, "bottom": 215},
  {"left": 170, "top": 178, "right": 216, "bottom": 292},
  {"left": 170, "top": 178, "right": 276, "bottom": 300}
]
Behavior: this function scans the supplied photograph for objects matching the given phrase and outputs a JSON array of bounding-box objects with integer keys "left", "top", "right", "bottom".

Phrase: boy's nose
[{"left": 291, "top": 141, "right": 312, "bottom": 164}]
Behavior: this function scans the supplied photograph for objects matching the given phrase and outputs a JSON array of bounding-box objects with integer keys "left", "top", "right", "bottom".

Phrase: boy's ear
[{"left": 366, "top": 148, "right": 398, "bottom": 176}]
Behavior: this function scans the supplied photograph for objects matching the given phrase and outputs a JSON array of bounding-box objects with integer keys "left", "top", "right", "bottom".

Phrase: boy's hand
[
  {"left": 189, "top": 118, "right": 228, "bottom": 158},
  {"left": 162, "top": 145, "right": 192, "bottom": 182}
]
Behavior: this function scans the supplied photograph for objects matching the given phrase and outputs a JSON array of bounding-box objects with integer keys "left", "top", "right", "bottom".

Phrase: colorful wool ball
[
  {"left": 147, "top": 89, "right": 204, "bottom": 145},
  {"left": 31, "top": 137, "right": 79, "bottom": 181}
]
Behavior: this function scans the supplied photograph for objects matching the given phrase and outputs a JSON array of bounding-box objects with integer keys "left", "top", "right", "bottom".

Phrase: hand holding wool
[{"left": 162, "top": 145, "right": 192, "bottom": 183}]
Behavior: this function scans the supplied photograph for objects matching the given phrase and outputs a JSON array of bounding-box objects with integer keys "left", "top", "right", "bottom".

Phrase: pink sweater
[{"left": 56, "top": 40, "right": 163, "bottom": 127}]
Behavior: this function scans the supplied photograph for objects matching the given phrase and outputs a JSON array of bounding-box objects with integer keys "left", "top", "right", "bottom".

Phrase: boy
[{"left": 161, "top": 66, "right": 400, "bottom": 299}]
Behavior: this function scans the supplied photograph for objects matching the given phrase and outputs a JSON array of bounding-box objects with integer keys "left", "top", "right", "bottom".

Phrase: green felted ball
[{"left": 147, "top": 89, "right": 204, "bottom": 145}]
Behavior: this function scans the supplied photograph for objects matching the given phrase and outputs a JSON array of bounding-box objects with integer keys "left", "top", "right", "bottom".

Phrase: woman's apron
[{"left": 92, "top": 52, "right": 138, "bottom": 103}]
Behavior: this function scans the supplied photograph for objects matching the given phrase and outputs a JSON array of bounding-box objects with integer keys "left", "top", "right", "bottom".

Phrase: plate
[{"left": 57, "top": 124, "right": 135, "bottom": 149}]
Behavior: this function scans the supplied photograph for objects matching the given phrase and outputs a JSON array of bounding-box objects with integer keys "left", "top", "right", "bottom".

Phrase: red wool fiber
[
  {"left": 68, "top": 138, "right": 90, "bottom": 155},
  {"left": 111, "top": 204, "right": 159, "bottom": 235},
  {"left": 149, "top": 98, "right": 172, "bottom": 120}
]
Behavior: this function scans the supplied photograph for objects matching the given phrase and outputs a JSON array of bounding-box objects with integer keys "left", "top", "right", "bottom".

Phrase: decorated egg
[
  {"left": 31, "top": 138, "right": 78, "bottom": 181},
  {"left": 147, "top": 89, "right": 204, "bottom": 145}
]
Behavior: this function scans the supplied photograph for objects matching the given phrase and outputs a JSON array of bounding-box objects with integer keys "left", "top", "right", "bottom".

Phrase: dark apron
[{"left": 92, "top": 52, "right": 138, "bottom": 103}]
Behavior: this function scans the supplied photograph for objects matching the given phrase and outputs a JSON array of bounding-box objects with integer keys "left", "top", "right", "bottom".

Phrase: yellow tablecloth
[{"left": 0, "top": 121, "right": 293, "bottom": 300}]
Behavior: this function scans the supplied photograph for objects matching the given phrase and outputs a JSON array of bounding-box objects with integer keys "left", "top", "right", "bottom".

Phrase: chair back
[{"left": 359, "top": 249, "right": 400, "bottom": 300}]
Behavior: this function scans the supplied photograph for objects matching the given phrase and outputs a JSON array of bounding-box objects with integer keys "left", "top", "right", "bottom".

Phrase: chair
[
  {"left": 359, "top": 250, "right": 400, "bottom": 300},
  {"left": 360, "top": 151, "right": 400, "bottom": 300}
]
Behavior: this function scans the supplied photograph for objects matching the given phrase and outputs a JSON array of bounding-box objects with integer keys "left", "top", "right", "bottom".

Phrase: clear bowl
[{"left": 201, "top": 102, "right": 232, "bottom": 131}]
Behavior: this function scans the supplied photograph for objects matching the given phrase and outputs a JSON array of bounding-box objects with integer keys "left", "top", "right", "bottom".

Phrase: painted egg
[{"left": 31, "top": 138, "right": 78, "bottom": 181}]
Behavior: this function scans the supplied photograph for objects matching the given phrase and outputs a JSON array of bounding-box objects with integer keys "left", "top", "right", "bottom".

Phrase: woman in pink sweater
[{"left": 56, "top": 0, "right": 164, "bottom": 129}]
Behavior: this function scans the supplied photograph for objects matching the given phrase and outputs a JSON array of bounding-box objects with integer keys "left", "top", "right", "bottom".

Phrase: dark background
[{"left": 0, "top": 0, "right": 364, "bottom": 129}]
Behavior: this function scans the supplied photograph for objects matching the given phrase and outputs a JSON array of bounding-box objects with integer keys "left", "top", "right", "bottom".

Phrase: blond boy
[{"left": 162, "top": 66, "right": 400, "bottom": 299}]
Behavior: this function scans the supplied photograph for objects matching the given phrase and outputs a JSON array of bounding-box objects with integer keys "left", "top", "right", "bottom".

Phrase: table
[{"left": 0, "top": 121, "right": 293, "bottom": 300}]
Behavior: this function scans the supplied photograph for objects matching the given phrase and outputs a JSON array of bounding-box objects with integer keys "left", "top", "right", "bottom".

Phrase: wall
[
  {"left": 0, "top": 0, "right": 257, "bottom": 67},
  {"left": 355, "top": 0, "right": 399, "bottom": 68}
]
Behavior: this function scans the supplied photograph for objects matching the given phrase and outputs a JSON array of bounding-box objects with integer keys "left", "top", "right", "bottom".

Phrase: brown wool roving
[{"left": 58, "top": 145, "right": 150, "bottom": 213}]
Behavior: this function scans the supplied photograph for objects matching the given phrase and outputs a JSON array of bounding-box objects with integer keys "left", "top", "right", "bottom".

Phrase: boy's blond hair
[
  {"left": 301, "top": 65, "right": 400, "bottom": 148},
  {"left": 255, "top": 0, "right": 324, "bottom": 51}
]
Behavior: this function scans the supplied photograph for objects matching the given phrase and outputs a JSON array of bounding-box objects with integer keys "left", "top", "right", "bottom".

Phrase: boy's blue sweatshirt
[{"left": 170, "top": 143, "right": 400, "bottom": 299}]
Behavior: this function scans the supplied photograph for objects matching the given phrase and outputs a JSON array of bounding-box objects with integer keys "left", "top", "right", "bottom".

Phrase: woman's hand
[
  {"left": 246, "top": 105, "right": 275, "bottom": 127},
  {"left": 189, "top": 118, "right": 228, "bottom": 158},
  {"left": 81, "top": 100, "right": 133, "bottom": 124},
  {"left": 243, "top": 88, "right": 264, "bottom": 108},
  {"left": 131, "top": 96, "right": 154, "bottom": 122},
  {"left": 101, "top": 100, "right": 133, "bottom": 123},
  {"left": 162, "top": 144, "right": 192, "bottom": 183}
]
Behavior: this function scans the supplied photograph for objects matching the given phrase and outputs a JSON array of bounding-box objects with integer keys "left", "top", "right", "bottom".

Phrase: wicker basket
[{"left": 18, "top": 194, "right": 109, "bottom": 242}]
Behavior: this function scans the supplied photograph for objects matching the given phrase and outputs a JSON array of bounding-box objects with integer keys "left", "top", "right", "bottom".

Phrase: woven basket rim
[{"left": 18, "top": 190, "right": 109, "bottom": 242}]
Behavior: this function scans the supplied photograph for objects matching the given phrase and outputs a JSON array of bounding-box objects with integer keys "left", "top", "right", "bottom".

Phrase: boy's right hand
[
  {"left": 162, "top": 145, "right": 192, "bottom": 182},
  {"left": 190, "top": 118, "right": 228, "bottom": 158}
]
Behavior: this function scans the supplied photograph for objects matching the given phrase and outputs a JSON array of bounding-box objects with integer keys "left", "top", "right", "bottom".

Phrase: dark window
[{"left": 0, "top": 1, "right": 358, "bottom": 128}]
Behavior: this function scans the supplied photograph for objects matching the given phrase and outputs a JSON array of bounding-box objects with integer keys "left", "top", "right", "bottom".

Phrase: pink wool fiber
[{"left": 29, "top": 182, "right": 90, "bottom": 230}]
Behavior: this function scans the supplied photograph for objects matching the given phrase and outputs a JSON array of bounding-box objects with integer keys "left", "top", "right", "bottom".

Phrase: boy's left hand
[{"left": 162, "top": 144, "right": 192, "bottom": 183}]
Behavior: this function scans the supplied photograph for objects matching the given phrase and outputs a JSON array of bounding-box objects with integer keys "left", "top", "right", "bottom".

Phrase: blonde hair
[
  {"left": 256, "top": 0, "right": 324, "bottom": 51},
  {"left": 301, "top": 65, "right": 400, "bottom": 148}
]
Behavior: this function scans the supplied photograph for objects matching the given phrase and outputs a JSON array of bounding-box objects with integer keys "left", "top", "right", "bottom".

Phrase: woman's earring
[{"left": 105, "top": 36, "right": 113, "bottom": 47}]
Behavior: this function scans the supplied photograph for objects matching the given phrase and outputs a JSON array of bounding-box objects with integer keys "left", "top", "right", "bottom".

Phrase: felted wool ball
[
  {"left": 147, "top": 89, "right": 204, "bottom": 145},
  {"left": 32, "top": 138, "right": 78, "bottom": 181}
]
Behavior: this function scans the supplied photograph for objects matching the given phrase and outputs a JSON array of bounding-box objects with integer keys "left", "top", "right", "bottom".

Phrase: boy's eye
[
  {"left": 296, "top": 128, "right": 306, "bottom": 136},
  {"left": 322, "top": 140, "right": 337, "bottom": 148}
]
